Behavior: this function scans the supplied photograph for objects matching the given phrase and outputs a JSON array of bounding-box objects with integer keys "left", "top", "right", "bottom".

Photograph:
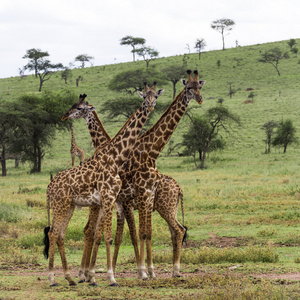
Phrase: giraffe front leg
[
  {"left": 146, "top": 209, "right": 155, "bottom": 279},
  {"left": 78, "top": 206, "right": 100, "bottom": 283},
  {"left": 137, "top": 205, "right": 148, "bottom": 280}
]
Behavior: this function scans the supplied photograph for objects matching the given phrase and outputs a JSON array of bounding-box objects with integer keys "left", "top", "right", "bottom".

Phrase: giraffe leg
[
  {"left": 89, "top": 197, "right": 118, "bottom": 286},
  {"left": 71, "top": 155, "right": 75, "bottom": 167},
  {"left": 146, "top": 207, "right": 155, "bottom": 278},
  {"left": 78, "top": 205, "right": 100, "bottom": 283},
  {"left": 47, "top": 203, "right": 74, "bottom": 286},
  {"left": 57, "top": 205, "right": 77, "bottom": 285},
  {"left": 113, "top": 202, "right": 140, "bottom": 273},
  {"left": 112, "top": 202, "right": 125, "bottom": 272}
]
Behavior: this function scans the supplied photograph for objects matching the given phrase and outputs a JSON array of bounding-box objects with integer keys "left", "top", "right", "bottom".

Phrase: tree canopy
[
  {"left": 74, "top": 54, "right": 94, "bottom": 68},
  {"left": 120, "top": 36, "right": 146, "bottom": 61},
  {"left": 211, "top": 18, "right": 235, "bottom": 50}
]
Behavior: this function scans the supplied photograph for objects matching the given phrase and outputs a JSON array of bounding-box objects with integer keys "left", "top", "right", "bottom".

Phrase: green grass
[{"left": 1, "top": 39, "right": 300, "bottom": 298}]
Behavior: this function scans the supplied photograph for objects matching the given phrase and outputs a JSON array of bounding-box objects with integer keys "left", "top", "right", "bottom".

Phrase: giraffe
[
  {"left": 61, "top": 70, "right": 205, "bottom": 280},
  {"left": 43, "top": 81, "right": 161, "bottom": 287},
  {"left": 114, "top": 70, "right": 205, "bottom": 279},
  {"left": 69, "top": 123, "right": 85, "bottom": 167},
  {"left": 61, "top": 92, "right": 186, "bottom": 280}
]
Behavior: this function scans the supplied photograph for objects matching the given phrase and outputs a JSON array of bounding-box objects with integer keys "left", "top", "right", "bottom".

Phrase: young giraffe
[
  {"left": 61, "top": 92, "right": 185, "bottom": 280},
  {"left": 43, "top": 81, "right": 161, "bottom": 287},
  {"left": 62, "top": 70, "right": 205, "bottom": 280},
  {"left": 69, "top": 123, "right": 85, "bottom": 167}
]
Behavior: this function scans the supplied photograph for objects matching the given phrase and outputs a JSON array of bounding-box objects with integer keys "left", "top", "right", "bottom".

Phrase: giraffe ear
[
  {"left": 199, "top": 80, "right": 206, "bottom": 87},
  {"left": 137, "top": 91, "right": 144, "bottom": 98},
  {"left": 88, "top": 106, "right": 96, "bottom": 112},
  {"left": 157, "top": 88, "right": 165, "bottom": 96}
]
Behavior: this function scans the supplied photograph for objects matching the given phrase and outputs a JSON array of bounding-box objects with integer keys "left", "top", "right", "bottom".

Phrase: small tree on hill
[
  {"left": 194, "top": 38, "right": 206, "bottom": 60},
  {"left": 287, "top": 39, "right": 297, "bottom": 51},
  {"left": 211, "top": 18, "right": 235, "bottom": 50},
  {"left": 162, "top": 64, "right": 187, "bottom": 99},
  {"left": 22, "top": 48, "right": 64, "bottom": 91},
  {"left": 183, "top": 105, "right": 241, "bottom": 169},
  {"left": 133, "top": 46, "right": 159, "bottom": 69},
  {"left": 74, "top": 54, "right": 94, "bottom": 68},
  {"left": 261, "top": 120, "right": 277, "bottom": 154},
  {"left": 258, "top": 47, "right": 289, "bottom": 76},
  {"left": 272, "top": 119, "right": 297, "bottom": 153},
  {"left": 120, "top": 36, "right": 146, "bottom": 61}
]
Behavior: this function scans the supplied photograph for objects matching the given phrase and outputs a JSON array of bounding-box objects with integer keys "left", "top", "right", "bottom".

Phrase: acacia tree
[
  {"left": 211, "top": 18, "right": 235, "bottom": 50},
  {"left": 194, "top": 38, "right": 206, "bottom": 60},
  {"left": 258, "top": 47, "right": 289, "bottom": 76},
  {"left": 272, "top": 119, "right": 297, "bottom": 153},
  {"left": 183, "top": 106, "right": 241, "bottom": 169},
  {"left": 74, "top": 54, "right": 94, "bottom": 68},
  {"left": 133, "top": 46, "right": 159, "bottom": 69},
  {"left": 120, "top": 36, "right": 146, "bottom": 61},
  {"left": 162, "top": 65, "right": 188, "bottom": 99},
  {"left": 261, "top": 120, "right": 277, "bottom": 154},
  {"left": 10, "top": 91, "right": 76, "bottom": 173},
  {"left": 22, "top": 48, "right": 64, "bottom": 91}
]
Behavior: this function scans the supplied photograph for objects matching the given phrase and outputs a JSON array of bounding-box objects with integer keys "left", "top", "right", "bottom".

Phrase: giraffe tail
[
  {"left": 43, "top": 226, "right": 50, "bottom": 259},
  {"left": 179, "top": 189, "right": 188, "bottom": 244}
]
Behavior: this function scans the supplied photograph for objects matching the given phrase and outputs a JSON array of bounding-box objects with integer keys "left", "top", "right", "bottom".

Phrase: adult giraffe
[{"left": 43, "top": 81, "right": 161, "bottom": 287}]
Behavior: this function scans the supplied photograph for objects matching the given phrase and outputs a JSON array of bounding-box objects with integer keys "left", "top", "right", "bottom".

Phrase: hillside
[{"left": 1, "top": 39, "right": 300, "bottom": 169}]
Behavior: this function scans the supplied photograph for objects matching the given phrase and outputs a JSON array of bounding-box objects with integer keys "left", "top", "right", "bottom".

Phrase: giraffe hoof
[
  {"left": 109, "top": 282, "right": 119, "bottom": 287},
  {"left": 50, "top": 283, "right": 59, "bottom": 287},
  {"left": 89, "top": 282, "right": 98, "bottom": 287},
  {"left": 142, "top": 277, "right": 148, "bottom": 281},
  {"left": 78, "top": 279, "right": 85, "bottom": 283},
  {"left": 69, "top": 281, "right": 77, "bottom": 286}
]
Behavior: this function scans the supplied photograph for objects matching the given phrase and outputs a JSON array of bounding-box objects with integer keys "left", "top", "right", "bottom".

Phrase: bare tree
[{"left": 211, "top": 18, "right": 235, "bottom": 50}]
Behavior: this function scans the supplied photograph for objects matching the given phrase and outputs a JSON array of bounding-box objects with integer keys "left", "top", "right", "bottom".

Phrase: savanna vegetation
[{"left": 0, "top": 39, "right": 300, "bottom": 299}]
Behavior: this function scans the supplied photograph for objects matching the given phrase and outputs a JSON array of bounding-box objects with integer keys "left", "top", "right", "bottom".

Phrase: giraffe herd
[{"left": 43, "top": 70, "right": 205, "bottom": 287}]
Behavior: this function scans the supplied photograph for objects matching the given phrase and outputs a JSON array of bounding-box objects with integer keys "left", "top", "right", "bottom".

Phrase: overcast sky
[{"left": 1, "top": 0, "right": 299, "bottom": 78}]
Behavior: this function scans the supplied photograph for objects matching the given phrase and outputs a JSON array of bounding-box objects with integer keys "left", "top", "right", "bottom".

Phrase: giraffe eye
[
  {"left": 77, "top": 108, "right": 82, "bottom": 111},
  {"left": 187, "top": 87, "right": 192, "bottom": 90}
]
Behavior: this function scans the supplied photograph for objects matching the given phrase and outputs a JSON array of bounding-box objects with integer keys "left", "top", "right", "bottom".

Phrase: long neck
[
  {"left": 96, "top": 100, "right": 151, "bottom": 167},
  {"left": 137, "top": 89, "right": 189, "bottom": 160},
  {"left": 70, "top": 127, "right": 77, "bottom": 148},
  {"left": 84, "top": 111, "right": 111, "bottom": 148}
]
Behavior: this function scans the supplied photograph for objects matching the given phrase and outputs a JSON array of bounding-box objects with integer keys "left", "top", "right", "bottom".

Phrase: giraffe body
[{"left": 43, "top": 83, "right": 159, "bottom": 287}]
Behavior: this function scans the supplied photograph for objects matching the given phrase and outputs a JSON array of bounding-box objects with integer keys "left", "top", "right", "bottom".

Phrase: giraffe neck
[
  {"left": 84, "top": 111, "right": 111, "bottom": 148},
  {"left": 70, "top": 126, "right": 77, "bottom": 149},
  {"left": 95, "top": 100, "right": 151, "bottom": 168},
  {"left": 137, "top": 89, "right": 189, "bottom": 160}
]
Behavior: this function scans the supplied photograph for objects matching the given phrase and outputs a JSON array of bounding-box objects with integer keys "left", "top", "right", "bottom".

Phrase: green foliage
[
  {"left": 272, "top": 119, "right": 298, "bottom": 153},
  {"left": 0, "top": 203, "right": 29, "bottom": 223}
]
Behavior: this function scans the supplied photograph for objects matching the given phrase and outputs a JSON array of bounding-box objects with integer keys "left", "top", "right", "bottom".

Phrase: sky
[{"left": 1, "top": 0, "right": 299, "bottom": 78}]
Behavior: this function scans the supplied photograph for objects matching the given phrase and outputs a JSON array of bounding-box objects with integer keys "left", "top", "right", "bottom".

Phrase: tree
[
  {"left": 194, "top": 38, "right": 206, "bottom": 60},
  {"left": 22, "top": 48, "right": 49, "bottom": 78},
  {"left": 133, "top": 46, "right": 159, "bottom": 69},
  {"left": 74, "top": 54, "right": 94, "bottom": 68},
  {"left": 61, "top": 68, "right": 72, "bottom": 84},
  {"left": 22, "top": 49, "right": 64, "bottom": 91},
  {"left": 272, "top": 119, "right": 297, "bottom": 153},
  {"left": 287, "top": 39, "right": 297, "bottom": 50},
  {"left": 211, "top": 18, "right": 235, "bottom": 50},
  {"left": 120, "top": 36, "right": 146, "bottom": 61},
  {"left": 258, "top": 47, "right": 289, "bottom": 76},
  {"left": 10, "top": 91, "right": 76, "bottom": 172},
  {"left": 162, "top": 64, "right": 187, "bottom": 99},
  {"left": 261, "top": 121, "right": 277, "bottom": 154},
  {"left": 108, "top": 68, "right": 166, "bottom": 94},
  {"left": 183, "top": 106, "right": 241, "bottom": 169}
]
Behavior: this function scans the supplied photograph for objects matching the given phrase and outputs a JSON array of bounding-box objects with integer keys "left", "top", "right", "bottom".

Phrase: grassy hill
[
  {"left": 1, "top": 39, "right": 300, "bottom": 299},
  {"left": 1, "top": 39, "right": 300, "bottom": 169}
]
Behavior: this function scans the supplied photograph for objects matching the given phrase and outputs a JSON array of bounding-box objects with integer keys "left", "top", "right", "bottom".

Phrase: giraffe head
[
  {"left": 137, "top": 82, "right": 164, "bottom": 112},
  {"left": 61, "top": 94, "right": 96, "bottom": 121},
  {"left": 181, "top": 70, "right": 206, "bottom": 104}
]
